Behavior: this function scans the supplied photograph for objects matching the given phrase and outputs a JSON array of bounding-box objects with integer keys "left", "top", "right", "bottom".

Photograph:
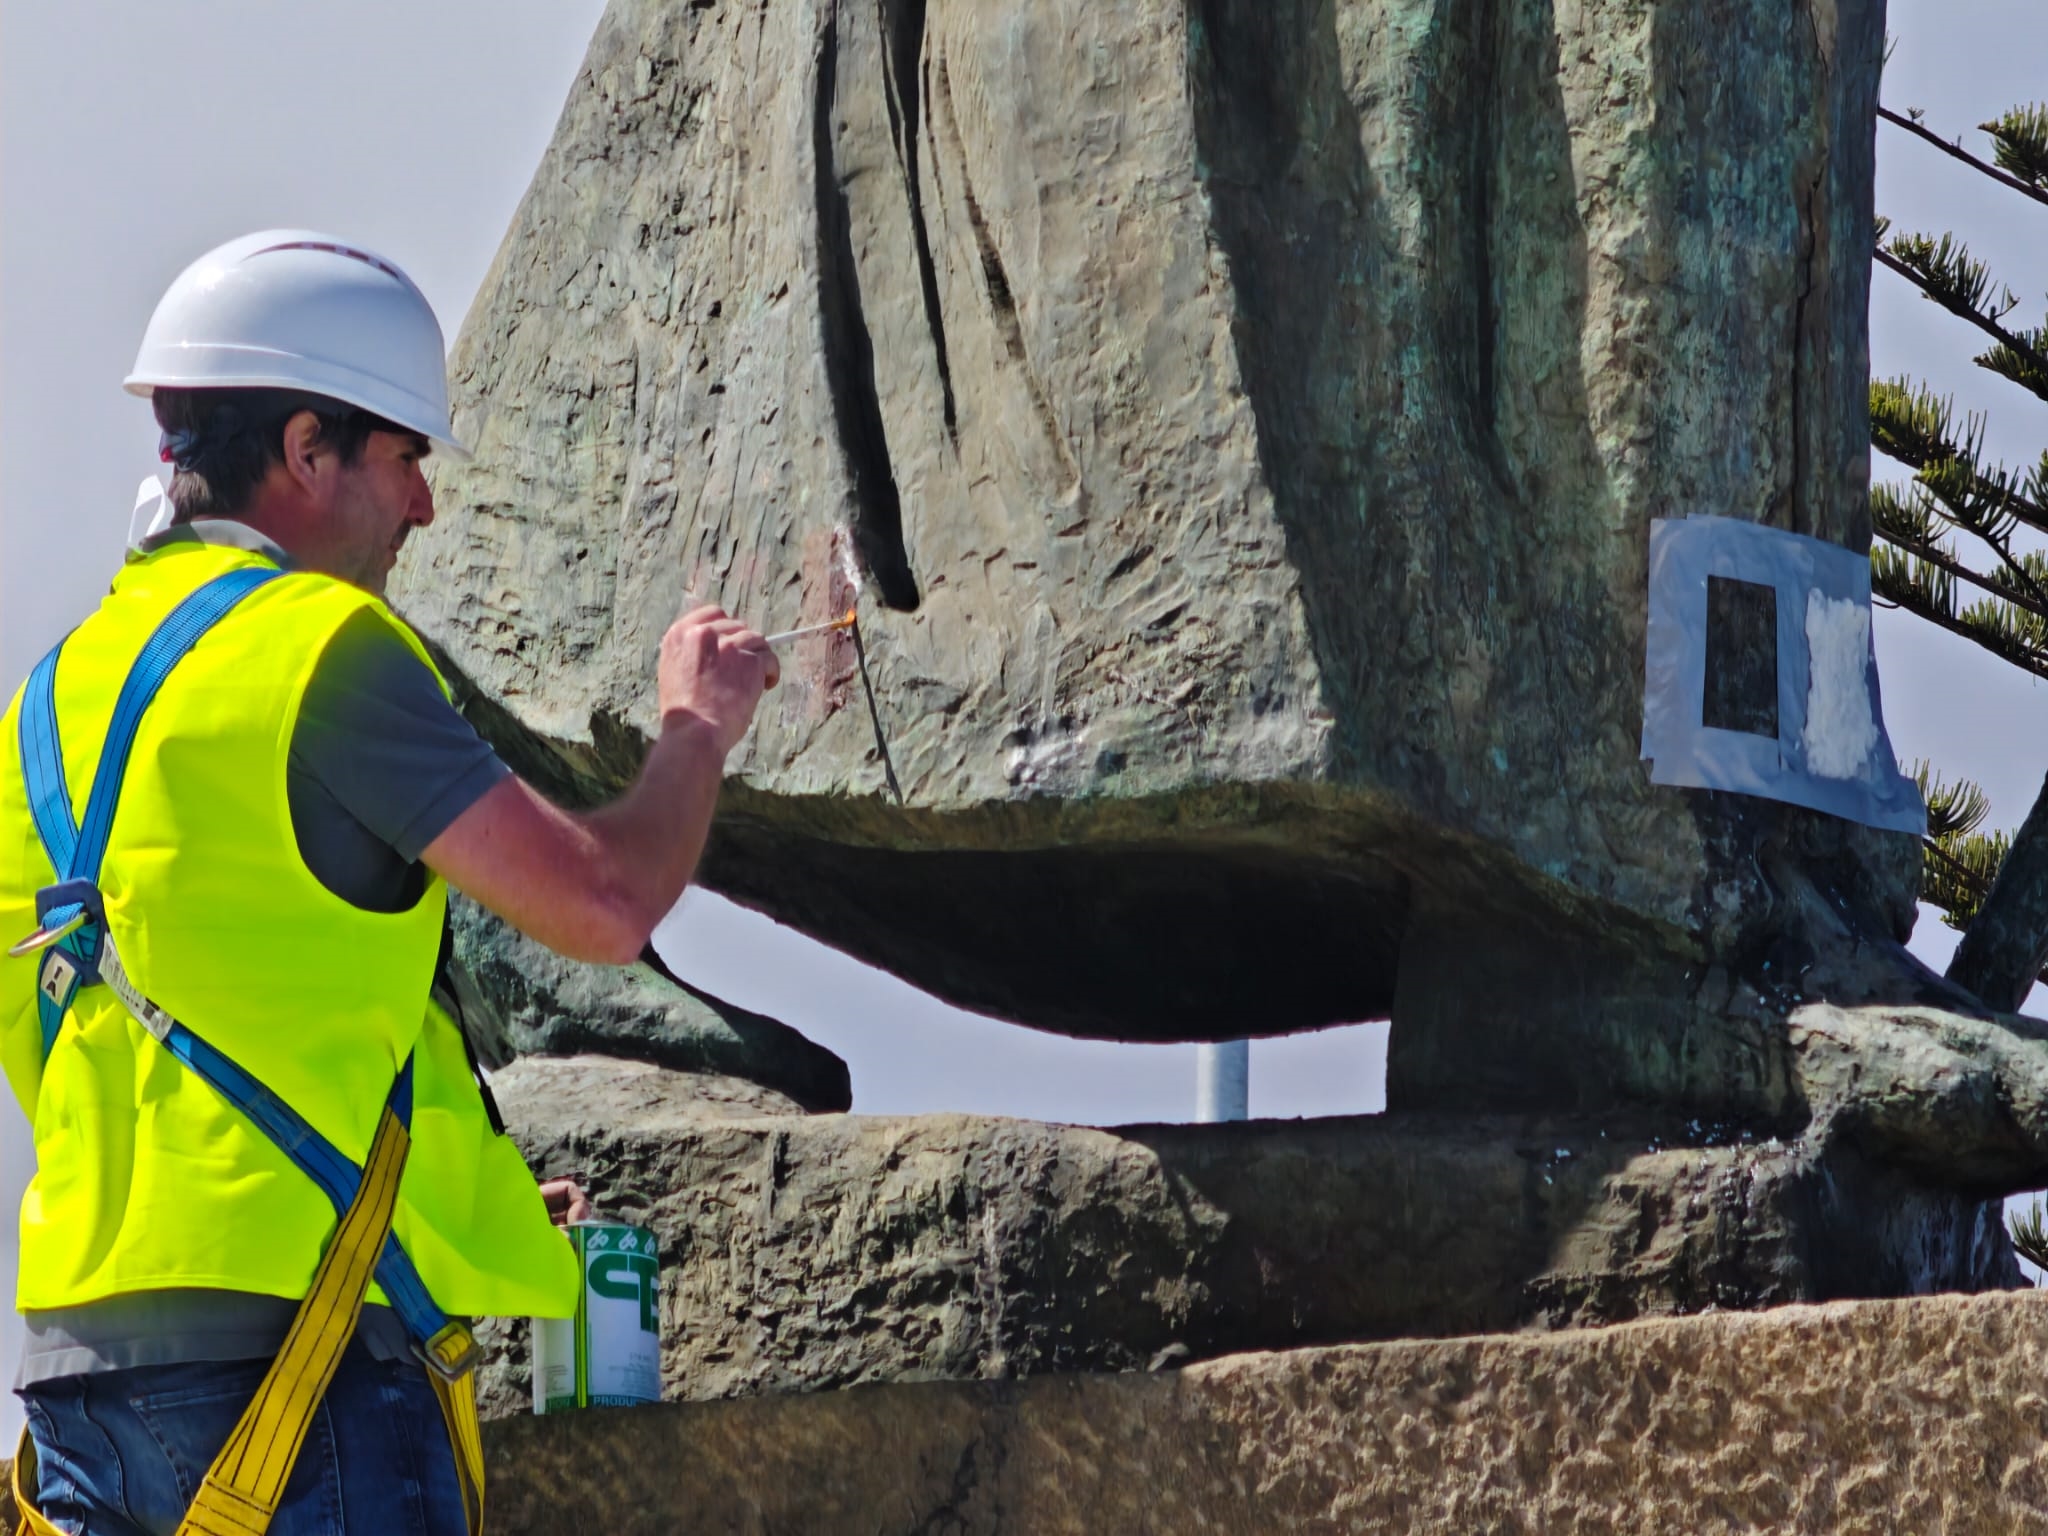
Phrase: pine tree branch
[
  {"left": 1875, "top": 104, "right": 2048, "bottom": 1011},
  {"left": 1925, "top": 833, "right": 1988, "bottom": 894},
  {"left": 1906, "top": 474, "right": 2048, "bottom": 614},
  {"left": 1875, "top": 479, "right": 2048, "bottom": 614},
  {"left": 1876, "top": 525, "right": 2048, "bottom": 624},
  {"left": 1921, "top": 832, "right": 2009, "bottom": 933},
  {"left": 1949, "top": 769, "right": 2048, "bottom": 1010},
  {"left": 1982, "top": 105, "right": 2048, "bottom": 193},
  {"left": 1871, "top": 562, "right": 2048, "bottom": 683},
  {"left": 1910, "top": 462, "right": 2048, "bottom": 554},
  {"left": 1914, "top": 761, "right": 1993, "bottom": 841},
  {"left": 1976, "top": 334, "right": 2048, "bottom": 403},
  {"left": 1871, "top": 477, "right": 2048, "bottom": 618},
  {"left": 1981, "top": 532, "right": 2048, "bottom": 616},
  {"left": 1879, "top": 104, "right": 2048, "bottom": 209},
  {"left": 1916, "top": 835, "right": 1998, "bottom": 933},
  {"left": 1874, "top": 246, "right": 2048, "bottom": 393},
  {"left": 1870, "top": 380, "right": 2048, "bottom": 555},
  {"left": 1914, "top": 762, "right": 2017, "bottom": 937}
]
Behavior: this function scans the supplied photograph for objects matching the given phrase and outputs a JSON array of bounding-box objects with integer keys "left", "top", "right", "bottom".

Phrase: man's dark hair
[{"left": 151, "top": 387, "right": 416, "bottom": 523}]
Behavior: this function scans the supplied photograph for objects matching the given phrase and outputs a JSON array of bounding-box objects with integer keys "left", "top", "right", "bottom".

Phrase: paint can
[{"left": 531, "top": 1220, "right": 662, "bottom": 1413}]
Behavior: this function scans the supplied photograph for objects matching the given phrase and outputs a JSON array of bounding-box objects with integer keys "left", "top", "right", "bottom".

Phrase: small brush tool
[{"left": 763, "top": 608, "right": 859, "bottom": 647}]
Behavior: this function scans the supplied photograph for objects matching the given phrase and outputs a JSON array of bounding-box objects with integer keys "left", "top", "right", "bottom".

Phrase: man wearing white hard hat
[{"left": 0, "top": 232, "right": 777, "bottom": 1535}]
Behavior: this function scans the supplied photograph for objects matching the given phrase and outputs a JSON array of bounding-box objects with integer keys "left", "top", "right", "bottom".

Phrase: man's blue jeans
[{"left": 16, "top": 1345, "right": 469, "bottom": 1536}]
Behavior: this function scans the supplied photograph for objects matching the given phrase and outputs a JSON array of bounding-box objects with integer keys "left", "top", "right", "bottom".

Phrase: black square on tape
[{"left": 1703, "top": 575, "right": 1779, "bottom": 738}]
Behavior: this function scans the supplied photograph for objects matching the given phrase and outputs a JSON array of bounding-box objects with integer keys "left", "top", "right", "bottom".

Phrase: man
[{"left": 0, "top": 231, "right": 778, "bottom": 1534}]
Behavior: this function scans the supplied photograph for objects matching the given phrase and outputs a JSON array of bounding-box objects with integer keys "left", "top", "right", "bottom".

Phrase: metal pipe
[{"left": 1194, "top": 1040, "right": 1249, "bottom": 1122}]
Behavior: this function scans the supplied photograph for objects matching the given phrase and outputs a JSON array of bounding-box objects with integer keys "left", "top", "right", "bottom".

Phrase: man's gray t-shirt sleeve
[{"left": 287, "top": 607, "right": 511, "bottom": 913}]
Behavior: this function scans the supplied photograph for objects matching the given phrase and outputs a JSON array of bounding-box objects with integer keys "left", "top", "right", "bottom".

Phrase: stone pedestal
[
  {"left": 475, "top": 1056, "right": 2020, "bottom": 1419},
  {"left": 477, "top": 1291, "right": 2048, "bottom": 1535}
]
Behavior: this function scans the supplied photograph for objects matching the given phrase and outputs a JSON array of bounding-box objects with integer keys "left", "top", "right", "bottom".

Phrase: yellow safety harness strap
[
  {"left": 12, "top": 1432, "right": 60, "bottom": 1536},
  {"left": 11, "top": 1095, "right": 486, "bottom": 1536},
  {"left": 172, "top": 1096, "right": 410, "bottom": 1536},
  {"left": 431, "top": 1369, "right": 487, "bottom": 1534}
]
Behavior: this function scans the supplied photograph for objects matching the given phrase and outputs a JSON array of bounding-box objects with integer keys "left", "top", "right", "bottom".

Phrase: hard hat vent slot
[{"left": 256, "top": 240, "right": 407, "bottom": 284}]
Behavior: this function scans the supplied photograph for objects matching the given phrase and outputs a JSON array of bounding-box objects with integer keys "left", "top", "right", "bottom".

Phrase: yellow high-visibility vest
[{"left": 0, "top": 539, "right": 576, "bottom": 1320}]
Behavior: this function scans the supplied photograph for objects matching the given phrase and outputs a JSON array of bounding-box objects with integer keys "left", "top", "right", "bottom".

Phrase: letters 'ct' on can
[{"left": 531, "top": 1220, "right": 662, "bottom": 1414}]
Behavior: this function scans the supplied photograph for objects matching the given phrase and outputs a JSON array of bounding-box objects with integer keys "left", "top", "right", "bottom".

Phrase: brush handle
[{"left": 763, "top": 611, "right": 859, "bottom": 646}]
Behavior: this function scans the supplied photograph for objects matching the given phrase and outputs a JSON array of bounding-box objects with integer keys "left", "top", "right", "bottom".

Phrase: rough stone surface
[
  {"left": 477, "top": 1291, "right": 2048, "bottom": 1534},
  {"left": 471, "top": 1051, "right": 2020, "bottom": 1420},
  {"left": 447, "top": 893, "right": 850, "bottom": 1111},
  {"left": 12, "top": 1293, "right": 2048, "bottom": 1532},
  {"left": 493, "top": 1053, "right": 814, "bottom": 1130},
  {"left": 378, "top": 0, "right": 2009, "bottom": 1143},
  {"left": 463, "top": 1055, "right": 819, "bottom": 1421}
]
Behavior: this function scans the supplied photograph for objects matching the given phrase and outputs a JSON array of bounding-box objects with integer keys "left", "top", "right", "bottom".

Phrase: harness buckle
[{"left": 416, "top": 1320, "right": 482, "bottom": 1382}]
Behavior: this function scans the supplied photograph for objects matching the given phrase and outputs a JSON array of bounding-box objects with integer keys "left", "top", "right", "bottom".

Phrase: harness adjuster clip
[
  {"left": 36, "top": 878, "right": 105, "bottom": 931},
  {"left": 416, "top": 1320, "right": 482, "bottom": 1382}
]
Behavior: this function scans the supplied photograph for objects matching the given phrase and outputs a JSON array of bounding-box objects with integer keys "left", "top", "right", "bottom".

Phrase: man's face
[{"left": 321, "top": 428, "right": 435, "bottom": 596}]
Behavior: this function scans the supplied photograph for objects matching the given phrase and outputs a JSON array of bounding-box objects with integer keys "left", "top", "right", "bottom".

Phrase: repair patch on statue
[{"left": 1641, "top": 515, "right": 1925, "bottom": 834}]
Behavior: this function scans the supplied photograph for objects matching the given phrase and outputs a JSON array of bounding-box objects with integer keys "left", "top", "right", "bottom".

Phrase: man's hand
[
  {"left": 423, "top": 602, "right": 782, "bottom": 965},
  {"left": 540, "top": 1176, "right": 593, "bottom": 1227},
  {"left": 659, "top": 606, "right": 779, "bottom": 757}
]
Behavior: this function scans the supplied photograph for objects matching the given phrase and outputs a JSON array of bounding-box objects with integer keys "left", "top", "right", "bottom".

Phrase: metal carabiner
[{"left": 8, "top": 909, "right": 88, "bottom": 959}]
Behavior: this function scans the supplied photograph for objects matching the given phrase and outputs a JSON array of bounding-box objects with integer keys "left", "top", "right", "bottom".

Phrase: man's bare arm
[
  {"left": 418, "top": 723, "right": 724, "bottom": 963},
  {"left": 421, "top": 606, "right": 777, "bottom": 963}
]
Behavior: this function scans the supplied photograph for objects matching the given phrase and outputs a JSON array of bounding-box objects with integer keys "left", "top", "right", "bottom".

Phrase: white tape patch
[
  {"left": 1640, "top": 515, "right": 1924, "bottom": 834},
  {"left": 1801, "top": 590, "right": 1878, "bottom": 780}
]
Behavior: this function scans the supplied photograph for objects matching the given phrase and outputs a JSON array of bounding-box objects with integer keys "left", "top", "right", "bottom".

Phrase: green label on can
[{"left": 531, "top": 1221, "right": 661, "bottom": 1414}]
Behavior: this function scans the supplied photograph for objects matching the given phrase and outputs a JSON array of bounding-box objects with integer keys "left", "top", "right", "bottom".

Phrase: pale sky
[{"left": 0, "top": 0, "right": 2040, "bottom": 1434}]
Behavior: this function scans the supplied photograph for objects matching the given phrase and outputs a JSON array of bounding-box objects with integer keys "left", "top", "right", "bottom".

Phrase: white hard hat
[{"left": 125, "top": 229, "right": 470, "bottom": 460}]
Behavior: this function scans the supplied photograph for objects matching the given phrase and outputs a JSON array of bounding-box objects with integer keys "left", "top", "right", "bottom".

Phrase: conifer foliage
[{"left": 1871, "top": 99, "right": 2048, "bottom": 997}]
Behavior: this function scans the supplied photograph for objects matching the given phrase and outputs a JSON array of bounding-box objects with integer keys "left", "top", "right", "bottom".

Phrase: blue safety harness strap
[
  {"left": 21, "top": 646, "right": 78, "bottom": 879},
  {"left": 153, "top": 1024, "right": 448, "bottom": 1338},
  {"left": 21, "top": 567, "right": 280, "bottom": 1053},
  {"left": 21, "top": 646, "right": 84, "bottom": 1059},
  {"left": 14, "top": 565, "right": 471, "bottom": 1369}
]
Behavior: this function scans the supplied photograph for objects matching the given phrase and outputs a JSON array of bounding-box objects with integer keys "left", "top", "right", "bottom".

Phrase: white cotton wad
[
  {"left": 128, "top": 475, "right": 176, "bottom": 550},
  {"left": 833, "top": 525, "right": 866, "bottom": 598},
  {"left": 1802, "top": 590, "right": 1879, "bottom": 780}
]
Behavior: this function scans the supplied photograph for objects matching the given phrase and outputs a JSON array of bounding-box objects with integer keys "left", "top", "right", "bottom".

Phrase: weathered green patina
[{"left": 391, "top": 0, "right": 2048, "bottom": 1199}]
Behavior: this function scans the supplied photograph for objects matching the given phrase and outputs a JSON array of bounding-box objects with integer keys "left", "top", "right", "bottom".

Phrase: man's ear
[{"left": 278, "top": 409, "right": 328, "bottom": 497}]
